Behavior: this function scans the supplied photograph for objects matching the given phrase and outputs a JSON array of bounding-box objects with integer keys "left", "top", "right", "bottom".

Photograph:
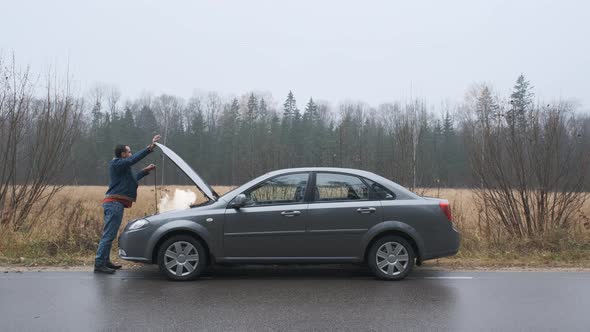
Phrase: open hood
[{"left": 155, "top": 143, "right": 218, "bottom": 201}]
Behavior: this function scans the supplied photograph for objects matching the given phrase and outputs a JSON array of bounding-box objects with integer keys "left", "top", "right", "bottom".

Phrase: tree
[
  {"left": 0, "top": 57, "right": 82, "bottom": 230},
  {"left": 189, "top": 106, "right": 205, "bottom": 149},
  {"left": 465, "top": 81, "right": 590, "bottom": 239},
  {"left": 281, "top": 91, "right": 301, "bottom": 166},
  {"left": 439, "top": 111, "right": 455, "bottom": 185},
  {"left": 283, "top": 91, "right": 299, "bottom": 120},
  {"left": 137, "top": 105, "right": 159, "bottom": 137},
  {"left": 219, "top": 98, "right": 241, "bottom": 184},
  {"left": 303, "top": 98, "right": 319, "bottom": 123},
  {"left": 246, "top": 93, "right": 258, "bottom": 123},
  {"left": 509, "top": 74, "right": 534, "bottom": 129},
  {"left": 242, "top": 94, "right": 259, "bottom": 178},
  {"left": 259, "top": 98, "right": 268, "bottom": 118}
]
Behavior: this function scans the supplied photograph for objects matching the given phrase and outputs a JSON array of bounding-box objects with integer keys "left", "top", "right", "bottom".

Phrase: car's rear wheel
[
  {"left": 368, "top": 235, "right": 415, "bottom": 280},
  {"left": 157, "top": 235, "right": 206, "bottom": 281}
]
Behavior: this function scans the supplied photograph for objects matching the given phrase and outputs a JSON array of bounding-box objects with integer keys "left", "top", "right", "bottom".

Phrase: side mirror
[{"left": 229, "top": 194, "right": 248, "bottom": 209}]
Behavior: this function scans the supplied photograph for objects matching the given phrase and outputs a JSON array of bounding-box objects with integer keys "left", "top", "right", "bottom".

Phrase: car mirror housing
[{"left": 229, "top": 194, "right": 247, "bottom": 209}]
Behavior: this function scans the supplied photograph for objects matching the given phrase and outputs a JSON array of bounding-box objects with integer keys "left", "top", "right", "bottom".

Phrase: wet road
[{"left": 1, "top": 265, "right": 589, "bottom": 331}]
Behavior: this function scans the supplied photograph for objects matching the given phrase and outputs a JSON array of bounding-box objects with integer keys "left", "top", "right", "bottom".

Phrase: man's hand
[
  {"left": 144, "top": 164, "right": 156, "bottom": 173},
  {"left": 148, "top": 134, "right": 161, "bottom": 151}
]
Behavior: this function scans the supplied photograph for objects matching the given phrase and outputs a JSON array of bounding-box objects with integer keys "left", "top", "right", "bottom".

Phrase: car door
[
  {"left": 223, "top": 172, "right": 311, "bottom": 259},
  {"left": 306, "top": 172, "right": 383, "bottom": 258}
]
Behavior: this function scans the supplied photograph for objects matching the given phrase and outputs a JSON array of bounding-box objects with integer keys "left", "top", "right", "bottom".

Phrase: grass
[{"left": 1, "top": 186, "right": 589, "bottom": 268}]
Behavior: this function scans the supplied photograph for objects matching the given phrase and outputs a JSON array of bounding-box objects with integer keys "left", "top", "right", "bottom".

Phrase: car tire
[
  {"left": 368, "top": 235, "right": 415, "bottom": 281},
  {"left": 157, "top": 235, "right": 206, "bottom": 281}
]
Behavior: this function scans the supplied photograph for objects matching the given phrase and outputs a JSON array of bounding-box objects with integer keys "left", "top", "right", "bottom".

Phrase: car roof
[{"left": 265, "top": 167, "right": 378, "bottom": 177}]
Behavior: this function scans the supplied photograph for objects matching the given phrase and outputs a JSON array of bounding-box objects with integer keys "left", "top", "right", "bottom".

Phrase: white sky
[{"left": 1, "top": 0, "right": 588, "bottom": 109}]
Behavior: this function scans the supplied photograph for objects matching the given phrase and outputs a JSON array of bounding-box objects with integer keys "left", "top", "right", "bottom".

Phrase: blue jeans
[{"left": 95, "top": 201, "right": 125, "bottom": 266}]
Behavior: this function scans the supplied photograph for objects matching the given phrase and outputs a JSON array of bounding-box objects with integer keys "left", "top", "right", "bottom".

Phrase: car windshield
[{"left": 219, "top": 186, "right": 240, "bottom": 199}]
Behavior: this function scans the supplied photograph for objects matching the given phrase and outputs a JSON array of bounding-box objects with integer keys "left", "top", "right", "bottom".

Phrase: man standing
[{"left": 94, "top": 134, "right": 161, "bottom": 274}]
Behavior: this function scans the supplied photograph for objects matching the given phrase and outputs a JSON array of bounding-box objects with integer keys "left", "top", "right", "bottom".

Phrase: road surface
[{"left": 1, "top": 265, "right": 588, "bottom": 331}]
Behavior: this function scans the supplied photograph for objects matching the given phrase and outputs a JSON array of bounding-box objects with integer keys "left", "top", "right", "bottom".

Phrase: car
[{"left": 118, "top": 143, "right": 460, "bottom": 281}]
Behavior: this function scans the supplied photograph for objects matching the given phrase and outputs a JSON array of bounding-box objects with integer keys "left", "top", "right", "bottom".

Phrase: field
[{"left": 1, "top": 185, "right": 590, "bottom": 268}]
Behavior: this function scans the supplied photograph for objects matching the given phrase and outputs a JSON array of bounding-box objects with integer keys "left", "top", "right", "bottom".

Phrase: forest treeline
[{"left": 68, "top": 75, "right": 589, "bottom": 190}]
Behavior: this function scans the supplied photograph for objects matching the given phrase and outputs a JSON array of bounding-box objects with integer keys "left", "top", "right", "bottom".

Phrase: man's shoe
[
  {"left": 94, "top": 265, "right": 116, "bottom": 274},
  {"left": 106, "top": 261, "right": 122, "bottom": 270}
]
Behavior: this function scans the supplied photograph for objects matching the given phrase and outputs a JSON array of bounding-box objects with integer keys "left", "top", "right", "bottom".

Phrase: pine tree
[
  {"left": 509, "top": 74, "right": 534, "bottom": 129},
  {"left": 246, "top": 93, "right": 258, "bottom": 124},
  {"left": 443, "top": 111, "right": 453, "bottom": 137},
  {"left": 283, "top": 91, "right": 298, "bottom": 120},
  {"left": 303, "top": 98, "right": 319, "bottom": 123},
  {"left": 91, "top": 100, "right": 103, "bottom": 135},
  {"left": 242, "top": 94, "right": 259, "bottom": 178},
  {"left": 123, "top": 107, "right": 135, "bottom": 128},
  {"left": 119, "top": 106, "right": 141, "bottom": 148},
  {"left": 440, "top": 111, "right": 456, "bottom": 186},
  {"left": 189, "top": 109, "right": 205, "bottom": 170},
  {"left": 281, "top": 91, "right": 301, "bottom": 166},
  {"left": 270, "top": 113, "right": 282, "bottom": 169},
  {"left": 137, "top": 105, "right": 159, "bottom": 138},
  {"left": 477, "top": 86, "right": 499, "bottom": 127},
  {"left": 301, "top": 98, "right": 318, "bottom": 165},
  {"left": 219, "top": 98, "right": 241, "bottom": 183},
  {"left": 259, "top": 98, "right": 268, "bottom": 119}
]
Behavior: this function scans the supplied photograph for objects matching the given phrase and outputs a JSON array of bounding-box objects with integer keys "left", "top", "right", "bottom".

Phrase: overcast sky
[{"left": 1, "top": 0, "right": 588, "bottom": 109}]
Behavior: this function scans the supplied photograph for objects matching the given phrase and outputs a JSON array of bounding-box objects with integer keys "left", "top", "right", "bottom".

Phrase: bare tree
[
  {"left": 0, "top": 56, "right": 82, "bottom": 231},
  {"left": 107, "top": 85, "right": 121, "bottom": 118},
  {"left": 205, "top": 92, "right": 222, "bottom": 132},
  {"left": 464, "top": 81, "right": 590, "bottom": 239},
  {"left": 380, "top": 100, "right": 427, "bottom": 190}
]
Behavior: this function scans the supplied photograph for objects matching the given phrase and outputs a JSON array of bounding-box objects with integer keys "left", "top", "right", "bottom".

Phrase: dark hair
[{"left": 114, "top": 144, "right": 128, "bottom": 158}]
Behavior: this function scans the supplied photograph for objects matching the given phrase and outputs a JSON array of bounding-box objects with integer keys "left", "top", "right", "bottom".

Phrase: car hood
[{"left": 155, "top": 143, "right": 218, "bottom": 201}]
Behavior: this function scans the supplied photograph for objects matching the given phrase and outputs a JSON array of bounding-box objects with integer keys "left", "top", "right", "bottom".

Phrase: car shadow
[
  {"left": 204, "top": 264, "right": 375, "bottom": 280},
  {"left": 122, "top": 264, "right": 450, "bottom": 281}
]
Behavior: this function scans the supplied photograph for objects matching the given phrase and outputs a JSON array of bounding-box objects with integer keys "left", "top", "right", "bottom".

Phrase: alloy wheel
[
  {"left": 375, "top": 241, "right": 409, "bottom": 276},
  {"left": 163, "top": 241, "right": 200, "bottom": 277}
]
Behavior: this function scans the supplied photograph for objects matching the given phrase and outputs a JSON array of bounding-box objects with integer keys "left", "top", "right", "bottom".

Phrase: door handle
[
  {"left": 281, "top": 210, "right": 301, "bottom": 217},
  {"left": 356, "top": 207, "right": 376, "bottom": 214}
]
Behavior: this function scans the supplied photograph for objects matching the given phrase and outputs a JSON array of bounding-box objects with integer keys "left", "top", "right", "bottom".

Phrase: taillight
[{"left": 439, "top": 201, "right": 452, "bottom": 221}]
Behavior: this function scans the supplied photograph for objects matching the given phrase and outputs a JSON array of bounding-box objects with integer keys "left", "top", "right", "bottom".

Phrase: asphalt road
[{"left": 1, "top": 265, "right": 589, "bottom": 331}]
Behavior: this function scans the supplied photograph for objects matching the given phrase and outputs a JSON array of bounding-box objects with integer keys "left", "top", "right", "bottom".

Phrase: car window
[
  {"left": 314, "top": 173, "right": 368, "bottom": 201},
  {"left": 244, "top": 173, "right": 309, "bottom": 206},
  {"left": 364, "top": 178, "right": 395, "bottom": 200}
]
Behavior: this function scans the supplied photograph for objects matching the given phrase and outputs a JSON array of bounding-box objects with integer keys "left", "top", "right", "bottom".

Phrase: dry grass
[
  {"left": 421, "top": 188, "right": 590, "bottom": 268},
  {"left": 1, "top": 186, "right": 589, "bottom": 267},
  {"left": 0, "top": 185, "right": 233, "bottom": 266}
]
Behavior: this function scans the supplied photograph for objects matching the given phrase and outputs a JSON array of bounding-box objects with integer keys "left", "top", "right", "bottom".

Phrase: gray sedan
[{"left": 118, "top": 143, "right": 460, "bottom": 281}]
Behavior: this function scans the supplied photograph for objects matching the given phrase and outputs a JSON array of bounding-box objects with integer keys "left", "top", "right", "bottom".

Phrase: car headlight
[{"left": 128, "top": 218, "right": 149, "bottom": 231}]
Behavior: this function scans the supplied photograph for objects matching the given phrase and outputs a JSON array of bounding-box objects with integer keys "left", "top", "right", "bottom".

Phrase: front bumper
[{"left": 118, "top": 229, "right": 152, "bottom": 263}]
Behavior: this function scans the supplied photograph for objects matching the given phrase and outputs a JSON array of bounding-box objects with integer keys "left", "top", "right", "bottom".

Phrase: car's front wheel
[
  {"left": 368, "top": 235, "right": 415, "bottom": 280},
  {"left": 157, "top": 235, "right": 206, "bottom": 281}
]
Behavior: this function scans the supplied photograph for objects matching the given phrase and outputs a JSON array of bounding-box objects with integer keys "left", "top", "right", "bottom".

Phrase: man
[{"left": 94, "top": 134, "right": 161, "bottom": 274}]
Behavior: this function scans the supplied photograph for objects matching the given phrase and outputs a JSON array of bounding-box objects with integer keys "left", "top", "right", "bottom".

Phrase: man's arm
[
  {"left": 136, "top": 164, "right": 156, "bottom": 182},
  {"left": 111, "top": 135, "right": 161, "bottom": 168},
  {"left": 136, "top": 170, "right": 149, "bottom": 182},
  {"left": 113, "top": 147, "right": 152, "bottom": 167}
]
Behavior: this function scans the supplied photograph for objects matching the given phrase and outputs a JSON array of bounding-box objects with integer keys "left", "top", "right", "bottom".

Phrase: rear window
[
  {"left": 364, "top": 178, "right": 395, "bottom": 200},
  {"left": 314, "top": 173, "right": 369, "bottom": 201}
]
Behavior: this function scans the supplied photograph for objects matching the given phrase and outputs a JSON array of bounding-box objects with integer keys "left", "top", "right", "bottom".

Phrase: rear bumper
[
  {"left": 421, "top": 228, "right": 461, "bottom": 261},
  {"left": 422, "top": 248, "right": 459, "bottom": 260}
]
